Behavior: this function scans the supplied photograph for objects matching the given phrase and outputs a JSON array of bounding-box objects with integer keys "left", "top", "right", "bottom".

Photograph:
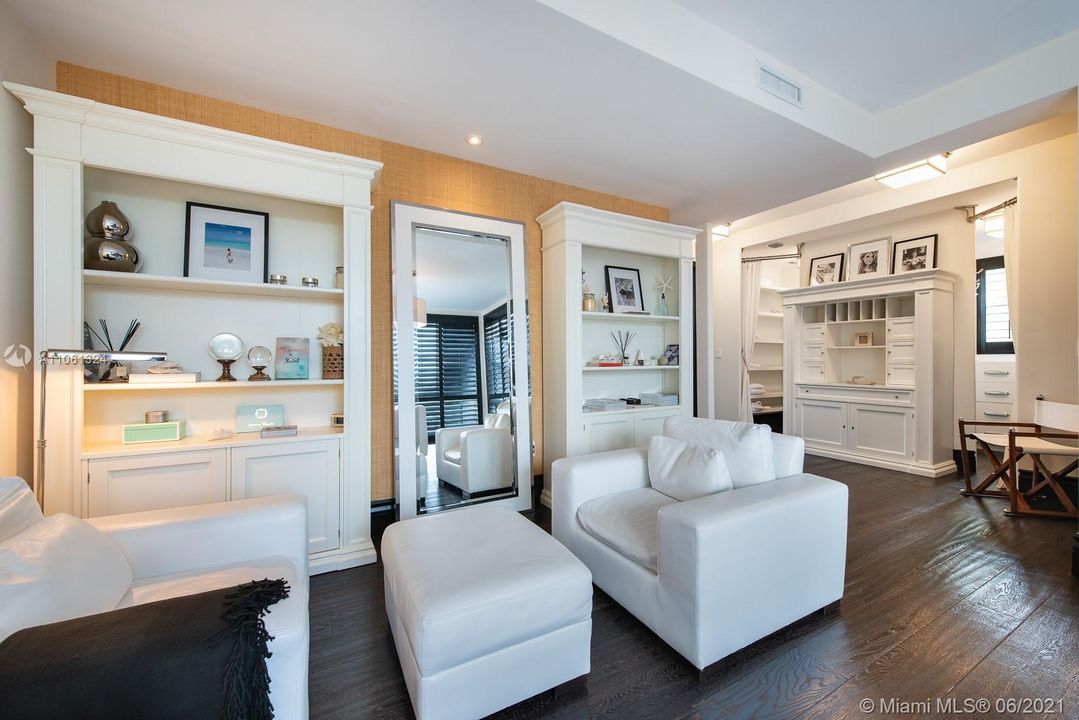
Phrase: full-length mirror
[{"left": 392, "top": 203, "right": 531, "bottom": 518}]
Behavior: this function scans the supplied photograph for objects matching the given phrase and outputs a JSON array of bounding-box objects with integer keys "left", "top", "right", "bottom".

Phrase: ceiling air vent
[{"left": 758, "top": 64, "right": 803, "bottom": 108}]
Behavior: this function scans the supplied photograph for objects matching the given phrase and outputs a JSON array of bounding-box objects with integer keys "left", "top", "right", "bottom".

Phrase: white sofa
[
  {"left": 0, "top": 477, "right": 310, "bottom": 719},
  {"left": 551, "top": 418, "right": 848, "bottom": 670},
  {"left": 435, "top": 409, "right": 513, "bottom": 497}
]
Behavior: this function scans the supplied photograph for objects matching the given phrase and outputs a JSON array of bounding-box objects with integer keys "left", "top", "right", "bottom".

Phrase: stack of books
[
  {"left": 584, "top": 398, "right": 628, "bottom": 411},
  {"left": 640, "top": 392, "right": 679, "bottom": 406}
]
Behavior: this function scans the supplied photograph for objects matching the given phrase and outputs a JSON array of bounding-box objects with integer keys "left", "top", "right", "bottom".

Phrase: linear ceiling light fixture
[
  {"left": 712, "top": 223, "right": 731, "bottom": 238},
  {"left": 874, "top": 153, "right": 949, "bottom": 188}
]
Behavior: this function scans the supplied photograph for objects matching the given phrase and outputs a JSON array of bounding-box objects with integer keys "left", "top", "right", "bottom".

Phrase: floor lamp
[{"left": 36, "top": 349, "right": 167, "bottom": 509}]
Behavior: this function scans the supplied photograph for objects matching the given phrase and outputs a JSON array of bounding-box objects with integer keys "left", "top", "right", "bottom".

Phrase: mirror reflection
[{"left": 393, "top": 207, "right": 529, "bottom": 518}]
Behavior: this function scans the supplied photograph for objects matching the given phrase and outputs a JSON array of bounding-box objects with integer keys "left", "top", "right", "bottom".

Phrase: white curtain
[
  {"left": 1002, "top": 203, "right": 1018, "bottom": 354},
  {"left": 739, "top": 262, "right": 762, "bottom": 422}
]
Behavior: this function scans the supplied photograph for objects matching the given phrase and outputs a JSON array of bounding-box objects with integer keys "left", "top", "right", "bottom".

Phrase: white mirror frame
[{"left": 392, "top": 202, "right": 532, "bottom": 519}]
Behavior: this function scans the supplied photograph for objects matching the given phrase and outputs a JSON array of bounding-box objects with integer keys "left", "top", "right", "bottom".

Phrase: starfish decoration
[{"left": 655, "top": 276, "right": 673, "bottom": 295}]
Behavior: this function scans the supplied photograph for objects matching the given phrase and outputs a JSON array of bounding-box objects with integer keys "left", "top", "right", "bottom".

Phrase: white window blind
[{"left": 982, "top": 266, "right": 1011, "bottom": 344}]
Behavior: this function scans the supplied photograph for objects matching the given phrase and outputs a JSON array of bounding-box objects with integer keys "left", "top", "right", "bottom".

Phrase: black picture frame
[
  {"left": 808, "top": 252, "right": 845, "bottom": 286},
  {"left": 891, "top": 234, "right": 938, "bottom": 275},
  {"left": 604, "top": 265, "right": 646, "bottom": 314},
  {"left": 184, "top": 201, "right": 269, "bottom": 283}
]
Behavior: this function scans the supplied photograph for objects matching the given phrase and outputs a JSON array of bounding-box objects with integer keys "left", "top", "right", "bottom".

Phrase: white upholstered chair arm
[
  {"left": 436, "top": 425, "right": 479, "bottom": 456},
  {"left": 771, "top": 433, "right": 805, "bottom": 477},
  {"left": 656, "top": 473, "right": 847, "bottom": 667},
  {"left": 87, "top": 495, "right": 309, "bottom": 584},
  {"left": 550, "top": 448, "right": 650, "bottom": 545}
]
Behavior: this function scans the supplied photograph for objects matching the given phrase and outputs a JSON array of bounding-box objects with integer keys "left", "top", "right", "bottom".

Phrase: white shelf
[
  {"left": 82, "top": 426, "right": 344, "bottom": 459},
  {"left": 581, "top": 311, "right": 679, "bottom": 323},
  {"left": 83, "top": 269, "right": 344, "bottom": 300},
  {"left": 825, "top": 318, "right": 886, "bottom": 325},
  {"left": 752, "top": 406, "right": 783, "bottom": 415},
  {"left": 757, "top": 311, "right": 784, "bottom": 318},
  {"left": 748, "top": 365, "right": 783, "bottom": 371},
  {"left": 752, "top": 391, "right": 783, "bottom": 399},
  {"left": 753, "top": 339, "right": 783, "bottom": 344},
  {"left": 583, "top": 404, "right": 681, "bottom": 416},
  {"left": 826, "top": 345, "right": 886, "bottom": 350},
  {"left": 84, "top": 379, "right": 344, "bottom": 392},
  {"left": 583, "top": 365, "right": 680, "bottom": 372}
]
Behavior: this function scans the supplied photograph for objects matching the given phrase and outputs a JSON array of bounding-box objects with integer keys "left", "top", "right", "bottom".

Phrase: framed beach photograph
[
  {"left": 184, "top": 202, "right": 269, "bottom": 283},
  {"left": 808, "top": 252, "right": 845, "bottom": 286},
  {"left": 275, "top": 337, "right": 310, "bottom": 380},
  {"left": 604, "top": 265, "right": 646, "bottom": 314},
  {"left": 847, "top": 237, "right": 889, "bottom": 281},
  {"left": 892, "top": 234, "right": 938, "bottom": 274}
]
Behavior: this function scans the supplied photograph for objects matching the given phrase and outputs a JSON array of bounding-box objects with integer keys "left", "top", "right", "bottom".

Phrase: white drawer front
[
  {"left": 886, "top": 364, "right": 915, "bottom": 387},
  {"left": 887, "top": 318, "right": 915, "bottom": 341},
  {"left": 887, "top": 340, "right": 916, "bottom": 364},
  {"left": 976, "top": 401, "right": 1015, "bottom": 421},
  {"left": 976, "top": 382, "right": 1015, "bottom": 403},
  {"left": 976, "top": 359, "right": 1016, "bottom": 382},
  {"left": 804, "top": 346, "right": 825, "bottom": 362},
  {"left": 796, "top": 384, "right": 914, "bottom": 406},
  {"left": 800, "top": 362, "right": 824, "bottom": 382},
  {"left": 802, "top": 325, "right": 825, "bottom": 345}
]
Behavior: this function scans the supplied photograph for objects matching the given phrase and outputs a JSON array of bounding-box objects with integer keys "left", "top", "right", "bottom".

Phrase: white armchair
[
  {"left": 435, "top": 411, "right": 513, "bottom": 498},
  {"left": 551, "top": 418, "right": 847, "bottom": 670},
  {"left": 0, "top": 478, "right": 310, "bottom": 719}
]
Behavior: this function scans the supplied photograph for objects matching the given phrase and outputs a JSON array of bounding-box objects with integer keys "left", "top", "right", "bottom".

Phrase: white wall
[{"left": 0, "top": 0, "right": 54, "bottom": 481}]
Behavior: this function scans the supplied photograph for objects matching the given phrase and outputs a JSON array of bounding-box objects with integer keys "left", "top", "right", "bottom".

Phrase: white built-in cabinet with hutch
[
  {"left": 538, "top": 202, "right": 698, "bottom": 506},
  {"left": 779, "top": 269, "right": 956, "bottom": 476},
  {"left": 7, "top": 82, "right": 382, "bottom": 574}
]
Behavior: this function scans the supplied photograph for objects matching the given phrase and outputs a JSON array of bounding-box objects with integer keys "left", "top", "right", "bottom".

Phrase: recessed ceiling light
[
  {"left": 767, "top": 241, "right": 784, "bottom": 249},
  {"left": 874, "top": 153, "right": 948, "bottom": 188},
  {"left": 466, "top": 135, "right": 483, "bottom": 146}
]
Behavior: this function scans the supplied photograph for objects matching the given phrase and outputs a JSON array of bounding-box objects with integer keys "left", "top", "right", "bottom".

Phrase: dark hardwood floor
[{"left": 309, "top": 456, "right": 1079, "bottom": 719}]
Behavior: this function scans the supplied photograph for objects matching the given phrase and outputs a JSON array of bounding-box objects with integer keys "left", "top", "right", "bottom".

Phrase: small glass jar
[
  {"left": 582, "top": 292, "right": 596, "bottom": 312},
  {"left": 334, "top": 266, "right": 344, "bottom": 289}
]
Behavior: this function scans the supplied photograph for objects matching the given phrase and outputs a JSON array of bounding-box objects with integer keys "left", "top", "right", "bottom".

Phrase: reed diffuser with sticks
[
  {"left": 84, "top": 318, "right": 142, "bottom": 382},
  {"left": 610, "top": 331, "right": 636, "bottom": 366}
]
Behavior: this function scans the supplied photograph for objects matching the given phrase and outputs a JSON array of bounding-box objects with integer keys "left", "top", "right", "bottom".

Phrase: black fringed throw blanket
[{"left": 0, "top": 578, "right": 289, "bottom": 720}]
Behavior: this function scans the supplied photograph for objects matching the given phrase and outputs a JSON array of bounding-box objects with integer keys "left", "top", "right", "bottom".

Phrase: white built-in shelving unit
[
  {"left": 538, "top": 203, "right": 698, "bottom": 506},
  {"left": 8, "top": 82, "right": 382, "bottom": 573},
  {"left": 779, "top": 269, "right": 956, "bottom": 476},
  {"left": 747, "top": 260, "right": 798, "bottom": 420}
]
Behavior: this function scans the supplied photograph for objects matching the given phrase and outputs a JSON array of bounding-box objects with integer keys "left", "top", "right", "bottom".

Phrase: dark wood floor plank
[{"left": 307, "top": 456, "right": 1079, "bottom": 720}]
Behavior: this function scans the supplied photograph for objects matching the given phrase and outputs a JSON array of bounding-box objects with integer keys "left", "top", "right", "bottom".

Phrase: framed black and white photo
[
  {"left": 184, "top": 202, "right": 269, "bottom": 283},
  {"left": 808, "top": 252, "right": 845, "bottom": 286},
  {"left": 847, "top": 237, "right": 889, "bottom": 281},
  {"left": 892, "top": 234, "right": 938, "bottom": 274},
  {"left": 662, "top": 343, "right": 679, "bottom": 366},
  {"left": 604, "top": 265, "right": 645, "bottom": 314}
]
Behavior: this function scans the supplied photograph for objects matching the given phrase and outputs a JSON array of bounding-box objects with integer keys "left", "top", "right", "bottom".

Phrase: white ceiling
[
  {"left": 415, "top": 230, "right": 509, "bottom": 313},
  {"left": 6, "top": 0, "right": 1079, "bottom": 227},
  {"left": 674, "top": 0, "right": 1079, "bottom": 112}
]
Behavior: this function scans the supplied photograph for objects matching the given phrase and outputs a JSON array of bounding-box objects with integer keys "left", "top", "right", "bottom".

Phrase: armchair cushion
[
  {"left": 443, "top": 448, "right": 462, "bottom": 463},
  {"left": 0, "top": 513, "right": 132, "bottom": 642},
  {"left": 663, "top": 417, "right": 776, "bottom": 488},
  {"left": 648, "top": 435, "right": 733, "bottom": 501},
  {"left": 577, "top": 487, "right": 677, "bottom": 573}
]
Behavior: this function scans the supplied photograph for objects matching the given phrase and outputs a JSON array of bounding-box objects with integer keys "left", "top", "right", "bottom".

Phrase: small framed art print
[
  {"left": 892, "top": 234, "right": 938, "bottom": 274},
  {"left": 184, "top": 202, "right": 269, "bottom": 284},
  {"left": 808, "top": 252, "right": 845, "bottom": 286},
  {"left": 275, "top": 337, "right": 310, "bottom": 380},
  {"left": 847, "top": 238, "right": 889, "bottom": 281},
  {"left": 604, "top": 265, "right": 646, "bottom": 314}
]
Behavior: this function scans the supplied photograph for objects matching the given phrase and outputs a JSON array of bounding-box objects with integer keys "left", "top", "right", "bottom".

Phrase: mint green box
[{"left": 122, "top": 419, "right": 187, "bottom": 444}]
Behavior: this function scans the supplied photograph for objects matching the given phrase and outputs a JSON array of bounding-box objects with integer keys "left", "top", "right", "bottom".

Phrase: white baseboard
[
  {"left": 804, "top": 447, "right": 954, "bottom": 478},
  {"left": 540, "top": 489, "right": 553, "bottom": 509},
  {"left": 309, "top": 539, "right": 378, "bottom": 575}
]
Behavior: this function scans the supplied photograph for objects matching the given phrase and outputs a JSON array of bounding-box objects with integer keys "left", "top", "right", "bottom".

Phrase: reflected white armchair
[{"left": 435, "top": 408, "right": 513, "bottom": 498}]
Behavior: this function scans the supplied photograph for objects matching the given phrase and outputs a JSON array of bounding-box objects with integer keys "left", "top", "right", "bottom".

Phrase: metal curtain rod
[
  {"left": 955, "top": 196, "right": 1017, "bottom": 223},
  {"left": 741, "top": 252, "right": 801, "bottom": 263}
]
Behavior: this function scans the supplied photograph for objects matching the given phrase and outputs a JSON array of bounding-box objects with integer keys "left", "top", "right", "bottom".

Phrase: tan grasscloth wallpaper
[{"left": 57, "top": 62, "right": 668, "bottom": 501}]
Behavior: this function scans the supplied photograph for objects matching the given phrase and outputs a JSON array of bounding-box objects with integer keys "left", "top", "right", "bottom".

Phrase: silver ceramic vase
[{"left": 84, "top": 201, "right": 138, "bottom": 272}]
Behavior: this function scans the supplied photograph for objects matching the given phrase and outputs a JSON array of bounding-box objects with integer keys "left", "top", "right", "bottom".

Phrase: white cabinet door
[
  {"left": 848, "top": 403, "right": 913, "bottom": 460},
  {"left": 633, "top": 408, "right": 679, "bottom": 446},
  {"left": 583, "top": 413, "right": 635, "bottom": 453},
  {"left": 230, "top": 439, "right": 341, "bottom": 554},
  {"left": 795, "top": 399, "right": 847, "bottom": 451},
  {"left": 87, "top": 450, "right": 227, "bottom": 517}
]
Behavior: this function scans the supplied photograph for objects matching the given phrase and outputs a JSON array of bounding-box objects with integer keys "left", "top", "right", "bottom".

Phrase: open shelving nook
[
  {"left": 539, "top": 202, "right": 697, "bottom": 505},
  {"left": 9, "top": 82, "right": 381, "bottom": 574},
  {"left": 779, "top": 269, "right": 956, "bottom": 477}
]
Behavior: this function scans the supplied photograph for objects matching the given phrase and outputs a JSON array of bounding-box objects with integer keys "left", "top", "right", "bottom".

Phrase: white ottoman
[{"left": 382, "top": 505, "right": 593, "bottom": 720}]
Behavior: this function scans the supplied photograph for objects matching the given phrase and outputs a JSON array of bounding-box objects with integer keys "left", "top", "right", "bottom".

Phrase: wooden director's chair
[{"left": 959, "top": 398, "right": 1079, "bottom": 519}]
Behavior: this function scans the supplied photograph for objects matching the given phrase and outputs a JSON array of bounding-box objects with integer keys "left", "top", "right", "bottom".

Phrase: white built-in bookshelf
[
  {"left": 538, "top": 203, "right": 698, "bottom": 506},
  {"left": 779, "top": 269, "right": 956, "bottom": 476},
  {"left": 9, "top": 82, "right": 381, "bottom": 573}
]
